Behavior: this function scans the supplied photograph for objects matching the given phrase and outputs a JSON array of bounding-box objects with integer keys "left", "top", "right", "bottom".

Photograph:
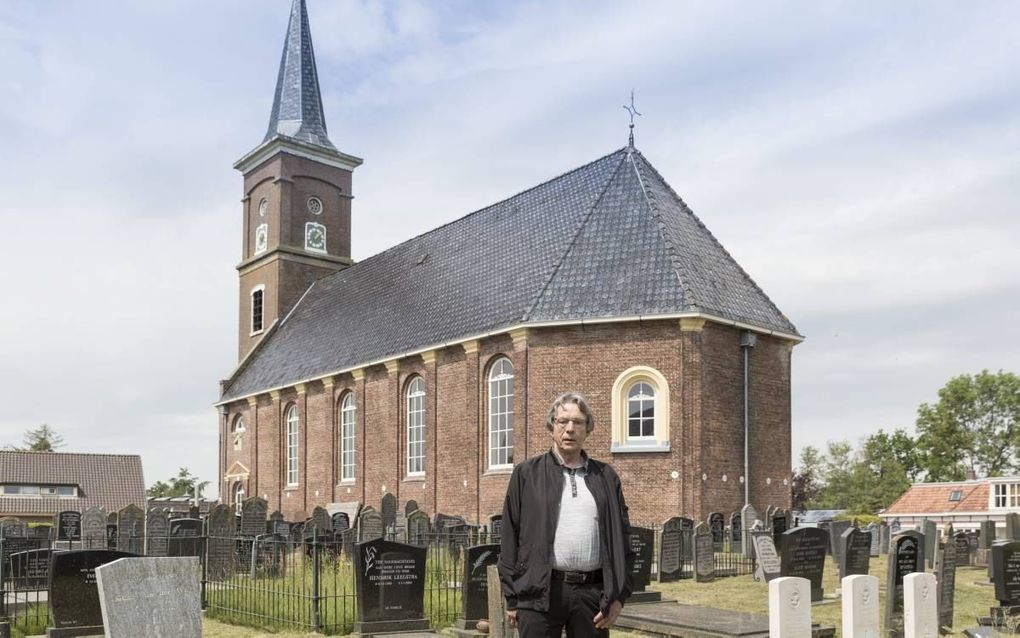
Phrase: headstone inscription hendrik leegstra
[
  {"left": 95, "top": 556, "right": 201, "bottom": 638},
  {"left": 353, "top": 538, "right": 429, "bottom": 635},
  {"left": 780, "top": 526, "right": 828, "bottom": 602},
  {"left": 627, "top": 526, "right": 660, "bottom": 603},
  {"left": 49, "top": 549, "right": 138, "bottom": 634},
  {"left": 456, "top": 544, "right": 500, "bottom": 630},
  {"left": 884, "top": 530, "right": 925, "bottom": 637}
]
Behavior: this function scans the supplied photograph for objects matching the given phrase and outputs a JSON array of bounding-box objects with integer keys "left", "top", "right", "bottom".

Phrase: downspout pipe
[{"left": 740, "top": 331, "right": 757, "bottom": 507}]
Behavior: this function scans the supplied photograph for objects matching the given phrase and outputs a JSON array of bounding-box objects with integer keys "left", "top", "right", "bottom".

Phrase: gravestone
[
  {"left": 828, "top": 520, "right": 851, "bottom": 564},
  {"left": 331, "top": 512, "right": 350, "bottom": 534},
  {"left": 456, "top": 544, "right": 500, "bottom": 630},
  {"left": 240, "top": 497, "right": 269, "bottom": 537},
  {"left": 991, "top": 541, "right": 1020, "bottom": 607},
  {"left": 741, "top": 504, "right": 759, "bottom": 557},
  {"left": 885, "top": 530, "right": 925, "bottom": 638},
  {"left": 842, "top": 574, "right": 880, "bottom": 638},
  {"left": 880, "top": 522, "right": 891, "bottom": 555},
  {"left": 95, "top": 556, "right": 201, "bottom": 638},
  {"left": 48, "top": 549, "right": 137, "bottom": 635},
  {"left": 772, "top": 509, "right": 789, "bottom": 547},
  {"left": 31, "top": 524, "right": 53, "bottom": 540},
  {"left": 167, "top": 518, "right": 202, "bottom": 558},
  {"left": 0, "top": 535, "right": 38, "bottom": 574},
  {"left": 57, "top": 511, "right": 82, "bottom": 542},
  {"left": 628, "top": 527, "right": 659, "bottom": 602},
  {"left": 446, "top": 524, "right": 471, "bottom": 563},
  {"left": 694, "top": 522, "right": 715, "bottom": 583},
  {"left": 311, "top": 506, "right": 332, "bottom": 534},
  {"left": 251, "top": 533, "right": 286, "bottom": 578},
  {"left": 904, "top": 573, "right": 939, "bottom": 638},
  {"left": 406, "top": 509, "right": 430, "bottom": 547},
  {"left": 489, "top": 514, "right": 503, "bottom": 544},
  {"left": 924, "top": 519, "right": 938, "bottom": 567},
  {"left": 206, "top": 504, "right": 235, "bottom": 581},
  {"left": 867, "top": 523, "right": 880, "bottom": 557},
  {"left": 116, "top": 504, "right": 145, "bottom": 555},
  {"left": 679, "top": 517, "right": 695, "bottom": 563},
  {"left": 106, "top": 522, "right": 118, "bottom": 550},
  {"left": 980, "top": 520, "right": 996, "bottom": 549},
  {"left": 839, "top": 527, "right": 872, "bottom": 579},
  {"left": 8, "top": 548, "right": 53, "bottom": 589},
  {"left": 381, "top": 492, "right": 398, "bottom": 531},
  {"left": 708, "top": 512, "right": 725, "bottom": 551},
  {"left": 145, "top": 509, "right": 169, "bottom": 557},
  {"left": 955, "top": 531, "right": 972, "bottom": 566},
  {"left": 81, "top": 507, "right": 107, "bottom": 548},
  {"left": 1005, "top": 513, "right": 1020, "bottom": 540},
  {"left": 353, "top": 538, "right": 429, "bottom": 634},
  {"left": 934, "top": 537, "right": 958, "bottom": 632},
  {"left": 405, "top": 499, "right": 419, "bottom": 516},
  {"left": 0, "top": 517, "right": 27, "bottom": 537},
  {"left": 658, "top": 516, "right": 683, "bottom": 582},
  {"left": 730, "top": 511, "right": 742, "bottom": 546},
  {"left": 765, "top": 505, "right": 777, "bottom": 521},
  {"left": 752, "top": 531, "right": 781, "bottom": 583},
  {"left": 769, "top": 577, "right": 812, "bottom": 638},
  {"left": 359, "top": 506, "right": 384, "bottom": 542},
  {"left": 781, "top": 526, "right": 828, "bottom": 602}
]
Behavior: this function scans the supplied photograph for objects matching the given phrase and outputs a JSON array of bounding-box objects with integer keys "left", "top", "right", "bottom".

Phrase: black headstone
[
  {"left": 311, "top": 506, "right": 332, "bottom": 534},
  {"left": 489, "top": 514, "right": 503, "bottom": 544},
  {"left": 461, "top": 544, "right": 500, "bottom": 626},
  {"left": 167, "top": 517, "right": 203, "bottom": 557},
  {"left": 106, "top": 523, "right": 118, "bottom": 549},
  {"left": 730, "top": 512, "right": 742, "bottom": 544},
  {"left": 709, "top": 513, "right": 725, "bottom": 550},
  {"left": 771, "top": 510, "right": 789, "bottom": 547},
  {"left": 406, "top": 510, "right": 430, "bottom": 547},
  {"left": 240, "top": 497, "right": 269, "bottom": 537},
  {"left": 679, "top": 517, "right": 695, "bottom": 562},
  {"left": 353, "top": 538, "right": 429, "bottom": 633},
  {"left": 781, "top": 527, "right": 828, "bottom": 602},
  {"left": 332, "top": 512, "right": 351, "bottom": 533},
  {"left": 206, "top": 504, "right": 236, "bottom": 580},
  {"left": 839, "top": 527, "right": 872, "bottom": 579},
  {"left": 358, "top": 507, "right": 384, "bottom": 542},
  {"left": 954, "top": 531, "right": 972, "bottom": 565},
  {"left": 57, "top": 511, "right": 82, "bottom": 541},
  {"left": 629, "top": 527, "right": 655, "bottom": 593},
  {"left": 381, "top": 493, "right": 398, "bottom": 530},
  {"left": 405, "top": 500, "right": 419, "bottom": 516},
  {"left": 8, "top": 548, "right": 54, "bottom": 590},
  {"left": 992, "top": 541, "right": 1020, "bottom": 606},
  {"left": 828, "top": 520, "right": 851, "bottom": 563},
  {"left": 884, "top": 530, "right": 925, "bottom": 635},
  {"left": 980, "top": 520, "right": 996, "bottom": 549},
  {"left": 48, "top": 549, "right": 137, "bottom": 630},
  {"left": 935, "top": 539, "right": 958, "bottom": 630}
]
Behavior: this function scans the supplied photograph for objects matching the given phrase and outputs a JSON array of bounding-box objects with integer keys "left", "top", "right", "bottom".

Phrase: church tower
[{"left": 233, "top": 0, "right": 362, "bottom": 361}]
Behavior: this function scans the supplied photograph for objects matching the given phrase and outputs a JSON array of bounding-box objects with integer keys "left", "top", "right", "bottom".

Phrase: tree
[
  {"left": 791, "top": 445, "right": 823, "bottom": 510},
  {"left": 915, "top": 370, "right": 1020, "bottom": 480},
  {"left": 4, "top": 424, "right": 65, "bottom": 452},
  {"left": 147, "top": 468, "right": 209, "bottom": 498},
  {"left": 845, "top": 429, "right": 913, "bottom": 514}
]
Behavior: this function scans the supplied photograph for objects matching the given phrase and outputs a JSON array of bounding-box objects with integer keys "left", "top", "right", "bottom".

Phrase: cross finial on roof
[{"left": 622, "top": 90, "right": 642, "bottom": 148}]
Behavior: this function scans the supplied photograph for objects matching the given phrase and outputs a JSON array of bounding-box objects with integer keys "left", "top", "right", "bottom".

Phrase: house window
[
  {"left": 1, "top": 484, "right": 77, "bottom": 498},
  {"left": 610, "top": 366, "right": 671, "bottom": 453},
  {"left": 340, "top": 393, "right": 356, "bottom": 482},
  {"left": 994, "top": 482, "right": 1020, "bottom": 508},
  {"left": 286, "top": 405, "right": 299, "bottom": 486},
  {"left": 948, "top": 490, "right": 962, "bottom": 502},
  {"left": 488, "top": 357, "right": 514, "bottom": 468},
  {"left": 406, "top": 377, "right": 426, "bottom": 476},
  {"left": 232, "top": 416, "right": 245, "bottom": 451},
  {"left": 251, "top": 286, "right": 265, "bottom": 335},
  {"left": 233, "top": 482, "right": 245, "bottom": 511}
]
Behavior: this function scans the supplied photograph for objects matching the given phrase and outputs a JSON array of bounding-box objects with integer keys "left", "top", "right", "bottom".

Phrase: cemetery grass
[{"left": 649, "top": 555, "right": 1015, "bottom": 637}]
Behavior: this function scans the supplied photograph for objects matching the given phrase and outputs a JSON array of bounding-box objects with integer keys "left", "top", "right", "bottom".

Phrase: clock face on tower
[
  {"left": 305, "top": 222, "right": 326, "bottom": 252},
  {"left": 255, "top": 224, "right": 268, "bottom": 254}
]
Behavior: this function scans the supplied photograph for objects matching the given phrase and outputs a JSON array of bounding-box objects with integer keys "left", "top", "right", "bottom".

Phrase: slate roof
[
  {"left": 883, "top": 480, "right": 990, "bottom": 514},
  {"left": 0, "top": 451, "right": 145, "bottom": 516},
  {"left": 221, "top": 147, "right": 799, "bottom": 402},
  {"left": 263, "top": 0, "right": 335, "bottom": 151}
]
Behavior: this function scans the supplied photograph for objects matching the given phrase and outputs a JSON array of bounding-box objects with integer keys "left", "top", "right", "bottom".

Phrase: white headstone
[
  {"left": 842, "top": 574, "right": 880, "bottom": 638},
  {"left": 769, "top": 576, "right": 812, "bottom": 638},
  {"left": 903, "top": 572, "right": 938, "bottom": 638},
  {"left": 95, "top": 556, "right": 201, "bottom": 638}
]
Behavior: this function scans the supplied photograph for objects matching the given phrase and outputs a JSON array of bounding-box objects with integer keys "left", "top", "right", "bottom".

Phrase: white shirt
[{"left": 550, "top": 464, "right": 601, "bottom": 571}]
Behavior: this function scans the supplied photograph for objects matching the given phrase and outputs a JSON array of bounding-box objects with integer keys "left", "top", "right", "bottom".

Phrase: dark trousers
[{"left": 517, "top": 580, "right": 607, "bottom": 638}]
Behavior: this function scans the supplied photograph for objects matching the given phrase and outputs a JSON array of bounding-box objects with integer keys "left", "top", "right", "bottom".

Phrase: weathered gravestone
[
  {"left": 251, "top": 533, "right": 286, "bottom": 578},
  {"left": 991, "top": 541, "right": 1020, "bottom": 607},
  {"left": 381, "top": 493, "right": 398, "bottom": 531},
  {"left": 730, "top": 511, "right": 742, "bottom": 546},
  {"left": 116, "top": 504, "right": 144, "bottom": 555},
  {"left": 867, "top": 523, "right": 880, "bottom": 557},
  {"left": 934, "top": 536, "right": 958, "bottom": 633},
  {"left": 880, "top": 523, "right": 890, "bottom": 555},
  {"left": 406, "top": 509, "right": 430, "bottom": 547},
  {"left": 9, "top": 548, "right": 54, "bottom": 590},
  {"left": 781, "top": 526, "right": 828, "bottom": 602},
  {"left": 658, "top": 517, "right": 683, "bottom": 582},
  {"left": 456, "top": 544, "right": 500, "bottom": 630},
  {"left": 31, "top": 525, "right": 53, "bottom": 540},
  {"left": 708, "top": 512, "right": 725, "bottom": 551},
  {"left": 679, "top": 517, "right": 695, "bottom": 563},
  {"left": 955, "top": 531, "right": 972, "bottom": 566},
  {"left": 740, "top": 504, "right": 759, "bottom": 557},
  {"left": 353, "top": 538, "right": 429, "bottom": 634},
  {"left": 81, "top": 507, "right": 106, "bottom": 549},
  {"left": 106, "top": 521, "right": 118, "bottom": 550},
  {"left": 752, "top": 531, "right": 781, "bottom": 583},
  {"left": 839, "top": 527, "right": 871, "bottom": 580},
  {"left": 359, "top": 506, "right": 384, "bottom": 543},
  {"left": 145, "top": 509, "right": 169, "bottom": 557},
  {"left": 828, "top": 520, "right": 851, "bottom": 564},
  {"left": 0, "top": 533, "right": 38, "bottom": 574},
  {"left": 0, "top": 517, "right": 28, "bottom": 538},
  {"left": 772, "top": 509, "right": 789, "bottom": 548},
  {"left": 311, "top": 505, "right": 332, "bottom": 534},
  {"left": 240, "top": 497, "right": 269, "bottom": 537},
  {"left": 331, "top": 512, "right": 350, "bottom": 534},
  {"left": 980, "top": 520, "right": 996, "bottom": 549},
  {"left": 48, "top": 549, "right": 137, "bottom": 636},
  {"left": 405, "top": 500, "right": 419, "bottom": 516},
  {"left": 489, "top": 514, "right": 503, "bottom": 544},
  {"left": 95, "top": 556, "right": 201, "bottom": 638},
  {"left": 924, "top": 519, "right": 938, "bottom": 567},
  {"left": 628, "top": 526, "right": 660, "bottom": 603},
  {"left": 885, "top": 530, "right": 925, "bottom": 638},
  {"left": 694, "top": 522, "right": 715, "bottom": 583},
  {"left": 206, "top": 504, "right": 235, "bottom": 581},
  {"left": 1005, "top": 513, "right": 1020, "bottom": 541},
  {"left": 56, "top": 511, "right": 82, "bottom": 542},
  {"left": 167, "top": 518, "right": 202, "bottom": 558}
]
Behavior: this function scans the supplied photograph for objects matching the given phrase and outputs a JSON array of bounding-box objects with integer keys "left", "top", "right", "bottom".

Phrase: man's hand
[
  {"left": 506, "top": 609, "right": 518, "bottom": 628},
  {"left": 593, "top": 600, "right": 622, "bottom": 629}
]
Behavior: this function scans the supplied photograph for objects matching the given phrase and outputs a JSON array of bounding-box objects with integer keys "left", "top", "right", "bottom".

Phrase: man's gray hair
[{"left": 546, "top": 392, "right": 595, "bottom": 432}]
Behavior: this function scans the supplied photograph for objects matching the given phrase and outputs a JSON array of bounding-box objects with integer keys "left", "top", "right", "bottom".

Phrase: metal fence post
[
  {"left": 200, "top": 534, "right": 208, "bottom": 610},
  {"left": 312, "top": 527, "right": 321, "bottom": 632}
]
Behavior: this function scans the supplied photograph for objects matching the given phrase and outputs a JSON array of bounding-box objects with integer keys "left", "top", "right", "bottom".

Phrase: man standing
[{"left": 498, "top": 392, "right": 635, "bottom": 637}]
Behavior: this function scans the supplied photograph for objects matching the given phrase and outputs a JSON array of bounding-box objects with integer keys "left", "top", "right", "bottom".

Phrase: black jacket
[{"left": 498, "top": 450, "right": 635, "bottom": 613}]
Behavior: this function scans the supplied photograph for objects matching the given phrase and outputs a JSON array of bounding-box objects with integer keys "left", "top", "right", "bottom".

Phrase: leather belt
[{"left": 551, "top": 569, "right": 602, "bottom": 584}]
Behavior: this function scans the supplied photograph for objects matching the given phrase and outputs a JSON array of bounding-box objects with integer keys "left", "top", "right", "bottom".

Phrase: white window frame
[
  {"left": 286, "top": 405, "right": 299, "bottom": 486},
  {"left": 233, "top": 482, "right": 245, "bottom": 511},
  {"left": 625, "top": 381, "right": 656, "bottom": 441},
  {"left": 610, "top": 366, "right": 671, "bottom": 453},
  {"left": 250, "top": 285, "right": 266, "bottom": 336},
  {"left": 232, "top": 415, "right": 245, "bottom": 451},
  {"left": 991, "top": 481, "right": 1020, "bottom": 509},
  {"left": 488, "top": 357, "right": 514, "bottom": 469},
  {"left": 340, "top": 393, "right": 356, "bottom": 482},
  {"left": 305, "top": 221, "right": 327, "bottom": 253},
  {"left": 406, "top": 377, "right": 426, "bottom": 477}
]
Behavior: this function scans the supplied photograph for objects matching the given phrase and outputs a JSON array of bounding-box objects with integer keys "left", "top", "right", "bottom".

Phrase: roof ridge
[
  {"left": 0, "top": 450, "right": 141, "bottom": 458},
  {"left": 521, "top": 151, "right": 630, "bottom": 321},
  {"left": 631, "top": 150, "right": 798, "bottom": 333}
]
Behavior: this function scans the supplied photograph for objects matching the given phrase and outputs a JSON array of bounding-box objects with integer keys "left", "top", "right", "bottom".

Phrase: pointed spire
[
  {"left": 622, "top": 90, "right": 641, "bottom": 149},
  {"left": 264, "top": 0, "right": 335, "bottom": 151}
]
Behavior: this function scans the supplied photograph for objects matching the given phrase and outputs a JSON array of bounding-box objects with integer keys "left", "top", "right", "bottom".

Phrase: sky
[{"left": 1, "top": 1, "right": 1018, "bottom": 498}]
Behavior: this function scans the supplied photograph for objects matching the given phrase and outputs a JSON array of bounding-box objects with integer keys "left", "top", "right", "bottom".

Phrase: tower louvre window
[{"left": 251, "top": 287, "right": 265, "bottom": 334}]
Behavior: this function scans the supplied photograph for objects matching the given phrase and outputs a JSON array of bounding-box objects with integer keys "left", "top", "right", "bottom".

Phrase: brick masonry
[{"left": 220, "top": 319, "right": 795, "bottom": 526}]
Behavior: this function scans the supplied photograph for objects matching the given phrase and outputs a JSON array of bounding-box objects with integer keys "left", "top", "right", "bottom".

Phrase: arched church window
[
  {"left": 406, "top": 377, "right": 426, "bottom": 476},
  {"left": 233, "top": 482, "right": 245, "bottom": 511},
  {"left": 340, "top": 393, "right": 356, "bottom": 482},
  {"left": 232, "top": 415, "right": 245, "bottom": 451},
  {"left": 627, "top": 381, "right": 655, "bottom": 439},
  {"left": 610, "top": 366, "right": 671, "bottom": 453},
  {"left": 251, "top": 286, "right": 265, "bottom": 334},
  {"left": 286, "top": 405, "right": 299, "bottom": 485},
  {"left": 488, "top": 357, "right": 514, "bottom": 468}
]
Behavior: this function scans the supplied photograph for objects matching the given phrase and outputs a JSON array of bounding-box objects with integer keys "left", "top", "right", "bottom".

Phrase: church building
[{"left": 216, "top": 0, "right": 802, "bottom": 526}]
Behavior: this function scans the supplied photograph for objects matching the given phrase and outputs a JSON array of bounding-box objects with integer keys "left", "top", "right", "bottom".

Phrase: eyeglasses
[{"left": 553, "top": 418, "right": 587, "bottom": 428}]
